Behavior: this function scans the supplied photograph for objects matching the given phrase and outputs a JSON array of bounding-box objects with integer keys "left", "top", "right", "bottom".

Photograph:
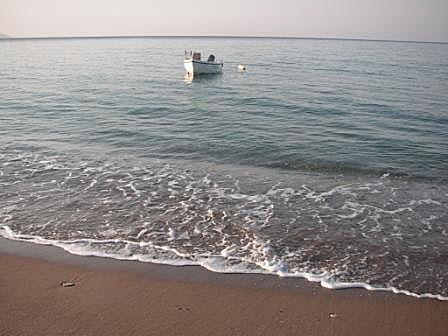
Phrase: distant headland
[{"left": 0, "top": 33, "right": 10, "bottom": 39}]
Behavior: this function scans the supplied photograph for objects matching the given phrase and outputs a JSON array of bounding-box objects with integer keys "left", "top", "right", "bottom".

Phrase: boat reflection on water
[
  {"left": 183, "top": 72, "right": 223, "bottom": 84},
  {"left": 184, "top": 72, "right": 194, "bottom": 83}
]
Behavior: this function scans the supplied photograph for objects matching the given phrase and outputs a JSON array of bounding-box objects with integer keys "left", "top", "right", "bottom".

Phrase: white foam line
[
  {"left": 0, "top": 225, "right": 195, "bottom": 266},
  {"left": 320, "top": 280, "right": 448, "bottom": 301},
  {"left": 1, "top": 225, "right": 447, "bottom": 301},
  {"left": 127, "top": 181, "right": 141, "bottom": 196},
  {"left": 117, "top": 186, "right": 127, "bottom": 197},
  {"left": 84, "top": 179, "right": 97, "bottom": 191},
  {"left": 418, "top": 199, "right": 442, "bottom": 206}
]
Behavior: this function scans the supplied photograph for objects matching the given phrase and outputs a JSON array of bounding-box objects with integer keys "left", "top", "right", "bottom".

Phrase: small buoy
[{"left": 238, "top": 65, "right": 247, "bottom": 72}]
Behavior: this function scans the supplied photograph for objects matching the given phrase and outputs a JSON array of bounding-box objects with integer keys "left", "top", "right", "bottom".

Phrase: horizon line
[{"left": 1, "top": 34, "right": 447, "bottom": 44}]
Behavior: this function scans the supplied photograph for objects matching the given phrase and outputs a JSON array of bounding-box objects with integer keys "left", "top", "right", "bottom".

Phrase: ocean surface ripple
[{"left": 1, "top": 37, "right": 447, "bottom": 299}]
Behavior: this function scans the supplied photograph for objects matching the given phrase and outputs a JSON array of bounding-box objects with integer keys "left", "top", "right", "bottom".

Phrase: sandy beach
[{"left": 1, "top": 239, "right": 447, "bottom": 336}]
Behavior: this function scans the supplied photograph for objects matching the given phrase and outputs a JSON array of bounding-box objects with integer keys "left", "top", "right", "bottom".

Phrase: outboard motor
[{"left": 193, "top": 52, "right": 201, "bottom": 61}]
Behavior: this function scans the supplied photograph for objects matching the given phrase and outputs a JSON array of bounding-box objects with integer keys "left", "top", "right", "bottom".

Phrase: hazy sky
[{"left": 1, "top": 0, "right": 447, "bottom": 42}]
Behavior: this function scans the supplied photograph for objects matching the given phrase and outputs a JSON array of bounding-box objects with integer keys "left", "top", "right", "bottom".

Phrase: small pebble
[{"left": 60, "top": 281, "right": 75, "bottom": 288}]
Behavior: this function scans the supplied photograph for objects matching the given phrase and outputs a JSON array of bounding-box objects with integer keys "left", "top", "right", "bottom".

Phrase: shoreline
[
  {"left": 1, "top": 237, "right": 448, "bottom": 335},
  {"left": 2, "top": 231, "right": 447, "bottom": 301}
]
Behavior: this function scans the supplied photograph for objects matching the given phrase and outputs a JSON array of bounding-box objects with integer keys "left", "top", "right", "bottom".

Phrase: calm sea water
[{"left": 1, "top": 37, "right": 447, "bottom": 299}]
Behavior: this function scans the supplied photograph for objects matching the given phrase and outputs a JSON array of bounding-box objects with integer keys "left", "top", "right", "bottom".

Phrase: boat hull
[{"left": 184, "top": 60, "right": 223, "bottom": 76}]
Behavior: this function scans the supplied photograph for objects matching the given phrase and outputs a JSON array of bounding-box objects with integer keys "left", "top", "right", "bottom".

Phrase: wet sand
[{"left": 1, "top": 238, "right": 447, "bottom": 336}]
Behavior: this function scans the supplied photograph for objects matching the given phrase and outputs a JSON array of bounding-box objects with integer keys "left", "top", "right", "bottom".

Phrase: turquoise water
[{"left": 1, "top": 37, "right": 447, "bottom": 299}]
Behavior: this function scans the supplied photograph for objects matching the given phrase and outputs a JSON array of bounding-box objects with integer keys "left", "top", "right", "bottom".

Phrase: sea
[{"left": 1, "top": 37, "right": 447, "bottom": 300}]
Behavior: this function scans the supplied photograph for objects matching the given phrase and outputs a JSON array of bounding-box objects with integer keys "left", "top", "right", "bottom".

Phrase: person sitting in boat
[{"left": 207, "top": 54, "right": 215, "bottom": 63}]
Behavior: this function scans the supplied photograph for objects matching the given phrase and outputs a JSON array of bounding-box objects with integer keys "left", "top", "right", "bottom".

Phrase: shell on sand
[{"left": 60, "top": 281, "right": 76, "bottom": 287}]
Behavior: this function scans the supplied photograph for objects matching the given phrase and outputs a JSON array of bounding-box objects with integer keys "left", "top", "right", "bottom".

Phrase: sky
[{"left": 1, "top": 0, "right": 447, "bottom": 42}]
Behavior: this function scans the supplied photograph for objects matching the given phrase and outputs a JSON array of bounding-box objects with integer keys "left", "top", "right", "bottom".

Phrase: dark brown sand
[{"left": 1, "top": 240, "right": 447, "bottom": 336}]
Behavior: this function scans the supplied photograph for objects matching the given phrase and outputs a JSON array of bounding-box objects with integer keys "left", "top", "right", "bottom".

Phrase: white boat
[{"left": 184, "top": 51, "right": 223, "bottom": 76}]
